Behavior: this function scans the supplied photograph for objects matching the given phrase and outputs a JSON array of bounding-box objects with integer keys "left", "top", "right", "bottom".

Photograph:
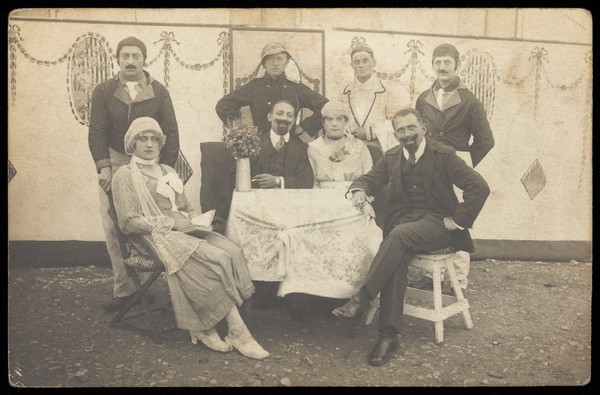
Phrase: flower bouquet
[{"left": 223, "top": 118, "right": 261, "bottom": 191}]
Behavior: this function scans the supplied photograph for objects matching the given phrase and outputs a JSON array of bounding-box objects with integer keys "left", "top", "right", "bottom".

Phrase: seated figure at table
[
  {"left": 307, "top": 100, "right": 373, "bottom": 190},
  {"left": 232, "top": 99, "right": 314, "bottom": 190},
  {"left": 112, "top": 117, "right": 269, "bottom": 360},
  {"left": 228, "top": 99, "right": 313, "bottom": 311}
]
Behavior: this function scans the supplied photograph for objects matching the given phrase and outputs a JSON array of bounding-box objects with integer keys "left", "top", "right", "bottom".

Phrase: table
[{"left": 225, "top": 189, "right": 383, "bottom": 299}]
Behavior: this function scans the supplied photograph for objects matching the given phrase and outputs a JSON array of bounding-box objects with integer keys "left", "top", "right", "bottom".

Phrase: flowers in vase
[{"left": 223, "top": 118, "right": 261, "bottom": 159}]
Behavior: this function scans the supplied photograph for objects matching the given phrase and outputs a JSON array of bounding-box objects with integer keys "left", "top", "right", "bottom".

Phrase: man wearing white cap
[{"left": 216, "top": 42, "right": 328, "bottom": 138}]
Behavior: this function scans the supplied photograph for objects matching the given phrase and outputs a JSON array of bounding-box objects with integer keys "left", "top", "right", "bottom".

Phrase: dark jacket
[
  {"left": 88, "top": 71, "right": 180, "bottom": 170},
  {"left": 215, "top": 73, "right": 328, "bottom": 137},
  {"left": 415, "top": 80, "right": 494, "bottom": 167},
  {"left": 349, "top": 138, "right": 490, "bottom": 252}
]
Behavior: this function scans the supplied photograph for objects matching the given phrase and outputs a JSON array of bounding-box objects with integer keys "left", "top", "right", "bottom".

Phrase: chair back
[
  {"left": 200, "top": 142, "right": 235, "bottom": 222},
  {"left": 106, "top": 191, "right": 162, "bottom": 271},
  {"left": 366, "top": 143, "right": 382, "bottom": 165}
]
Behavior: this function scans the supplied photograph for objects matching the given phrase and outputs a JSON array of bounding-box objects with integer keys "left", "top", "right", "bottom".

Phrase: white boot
[
  {"left": 190, "top": 328, "right": 232, "bottom": 353},
  {"left": 225, "top": 307, "right": 269, "bottom": 360}
]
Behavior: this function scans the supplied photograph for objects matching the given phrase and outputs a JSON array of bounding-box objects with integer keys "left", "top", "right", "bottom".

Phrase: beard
[
  {"left": 274, "top": 120, "right": 291, "bottom": 135},
  {"left": 400, "top": 135, "right": 418, "bottom": 151}
]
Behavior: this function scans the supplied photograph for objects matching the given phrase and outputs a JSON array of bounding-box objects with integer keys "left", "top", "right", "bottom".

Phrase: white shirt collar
[
  {"left": 270, "top": 129, "right": 290, "bottom": 148},
  {"left": 402, "top": 137, "right": 426, "bottom": 162}
]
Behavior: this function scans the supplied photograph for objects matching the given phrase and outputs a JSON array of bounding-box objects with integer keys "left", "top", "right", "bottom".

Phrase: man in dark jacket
[
  {"left": 415, "top": 43, "right": 495, "bottom": 290},
  {"left": 333, "top": 108, "right": 489, "bottom": 367},
  {"left": 216, "top": 42, "right": 328, "bottom": 139},
  {"left": 88, "top": 36, "right": 180, "bottom": 312},
  {"left": 415, "top": 43, "right": 494, "bottom": 168},
  {"left": 230, "top": 99, "right": 314, "bottom": 190}
]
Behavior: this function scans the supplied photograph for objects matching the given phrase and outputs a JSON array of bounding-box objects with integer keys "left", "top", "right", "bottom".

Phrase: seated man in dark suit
[
  {"left": 239, "top": 98, "right": 314, "bottom": 190},
  {"left": 333, "top": 107, "right": 489, "bottom": 367}
]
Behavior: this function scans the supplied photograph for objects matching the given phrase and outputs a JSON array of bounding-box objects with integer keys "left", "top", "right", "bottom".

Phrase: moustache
[{"left": 399, "top": 136, "right": 417, "bottom": 144}]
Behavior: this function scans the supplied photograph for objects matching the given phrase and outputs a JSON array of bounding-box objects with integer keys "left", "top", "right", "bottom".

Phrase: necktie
[
  {"left": 275, "top": 136, "right": 285, "bottom": 152},
  {"left": 125, "top": 81, "right": 138, "bottom": 101},
  {"left": 436, "top": 88, "right": 446, "bottom": 111},
  {"left": 407, "top": 150, "right": 417, "bottom": 166}
]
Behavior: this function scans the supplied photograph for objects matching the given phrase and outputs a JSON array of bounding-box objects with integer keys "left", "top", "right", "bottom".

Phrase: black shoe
[
  {"left": 367, "top": 334, "right": 399, "bottom": 367},
  {"left": 332, "top": 291, "right": 369, "bottom": 321}
]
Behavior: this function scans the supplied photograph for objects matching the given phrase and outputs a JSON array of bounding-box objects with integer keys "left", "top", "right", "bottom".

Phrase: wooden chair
[
  {"left": 365, "top": 248, "right": 473, "bottom": 344},
  {"left": 106, "top": 192, "right": 176, "bottom": 344},
  {"left": 200, "top": 142, "right": 235, "bottom": 234}
]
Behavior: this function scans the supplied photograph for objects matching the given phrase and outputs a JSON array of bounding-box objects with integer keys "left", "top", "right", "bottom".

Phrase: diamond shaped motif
[
  {"left": 175, "top": 150, "right": 193, "bottom": 185},
  {"left": 8, "top": 160, "right": 17, "bottom": 183},
  {"left": 521, "top": 159, "right": 546, "bottom": 200}
]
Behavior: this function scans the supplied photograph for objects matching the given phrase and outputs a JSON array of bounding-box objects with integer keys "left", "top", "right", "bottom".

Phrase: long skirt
[{"left": 166, "top": 232, "right": 255, "bottom": 330}]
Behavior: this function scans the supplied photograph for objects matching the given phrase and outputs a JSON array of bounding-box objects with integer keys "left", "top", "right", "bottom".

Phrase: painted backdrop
[{"left": 8, "top": 20, "right": 592, "bottom": 248}]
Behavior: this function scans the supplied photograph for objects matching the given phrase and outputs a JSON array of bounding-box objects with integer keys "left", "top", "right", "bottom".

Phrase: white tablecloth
[{"left": 225, "top": 189, "right": 383, "bottom": 299}]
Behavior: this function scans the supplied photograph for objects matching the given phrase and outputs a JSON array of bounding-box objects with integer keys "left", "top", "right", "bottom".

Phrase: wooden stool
[{"left": 364, "top": 251, "right": 473, "bottom": 343}]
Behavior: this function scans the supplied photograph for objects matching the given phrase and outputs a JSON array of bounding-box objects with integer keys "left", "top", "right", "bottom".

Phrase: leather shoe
[
  {"left": 367, "top": 334, "right": 398, "bottom": 367},
  {"left": 332, "top": 292, "right": 369, "bottom": 321}
]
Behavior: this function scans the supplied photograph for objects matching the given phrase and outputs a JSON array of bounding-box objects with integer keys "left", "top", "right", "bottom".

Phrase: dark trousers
[{"left": 363, "top": 211, "right": 453, "bottom": 333}]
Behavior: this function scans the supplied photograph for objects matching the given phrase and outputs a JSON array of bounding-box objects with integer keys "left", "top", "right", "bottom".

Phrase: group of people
[{"left": 88, "top": 35, "right": 493, "bottom": 366}]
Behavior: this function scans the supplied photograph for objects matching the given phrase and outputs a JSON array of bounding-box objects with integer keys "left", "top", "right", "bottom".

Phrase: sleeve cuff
[
  {"left": 451, "top": 219, "right": 465, "bottom": 230},
  {"left": 96, "top": 159, "right": 112, "bottom": 172},
  {"left": 345, "top": 188, "right": 365, "bottom": 199},
  {"left": 279, "top": 176, "right": 285, "bottom": 189}
]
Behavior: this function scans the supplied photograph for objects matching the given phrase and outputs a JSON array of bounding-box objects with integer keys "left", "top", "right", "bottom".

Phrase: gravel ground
[{"left": 8, "top": 259, "right": 592, "bottom": 387}]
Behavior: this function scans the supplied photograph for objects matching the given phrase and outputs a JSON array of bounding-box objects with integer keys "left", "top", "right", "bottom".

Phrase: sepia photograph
[{"left": 7, "top": 8, "right": 592, "bottom": 387}]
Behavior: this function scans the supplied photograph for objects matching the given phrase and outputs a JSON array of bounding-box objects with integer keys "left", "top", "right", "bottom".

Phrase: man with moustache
[
  {"left": 415, "top": 43, "right": 494, "bottom": 290},
  {"left": 216, "top": 42, "right": 328, "bottom": 139},
  {"left": 243, "top": 99, "right": 314, "bottom": 189},
  {"left": 88, "top": 36, "right": 180, "bottom": 313},
  {"left": 333, "top": 108, "right": 489, "bottom": 367}
]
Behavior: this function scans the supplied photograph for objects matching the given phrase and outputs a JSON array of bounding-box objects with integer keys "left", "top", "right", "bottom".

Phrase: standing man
[
  {"left": 216, "top": 42, "right": 328, "bottom": 139},
  {"left": 415, "top": 43, "right": 495, "bottom": 290},
  {"left": 88, "top": 36, "right": 180, "bottom": 312},
  {"left": 343, "top": 44, "right": 405, "bottom": 163},
  {"left": 333, "top": 108, "right": 489, "bottom": 366}
]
